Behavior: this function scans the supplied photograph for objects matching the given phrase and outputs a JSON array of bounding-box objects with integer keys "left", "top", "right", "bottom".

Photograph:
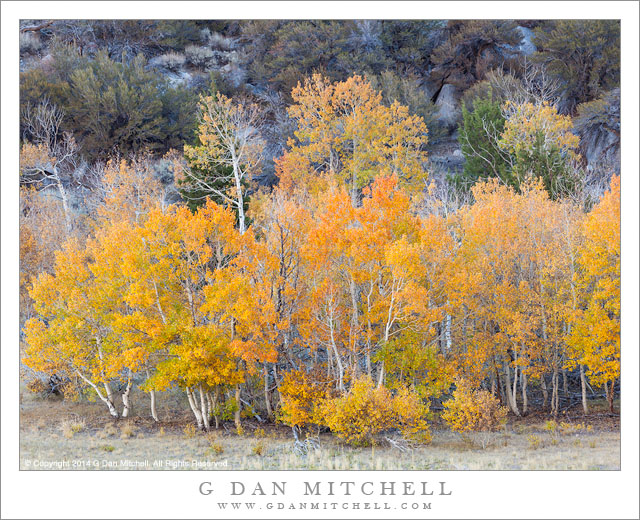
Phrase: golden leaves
[
  {"left": 568, "top": 175, "right": 620, "bottom": 387},
  {"left": 442, "top": 379, "right": 507, "bottom": 433},
  {"left": 499, "top": 101, "right": 580, "bottom": 158},
  {"left": 280, "top": 74, "right": 429, "bottom": 197},
  {"left": 317, "top": 376, "right": 430, "bottom": 446}
]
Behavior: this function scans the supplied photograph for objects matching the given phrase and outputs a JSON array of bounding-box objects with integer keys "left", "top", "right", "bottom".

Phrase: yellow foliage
[
  {"left": 278, "top": 369, "right": 331, "bottom": 429},
  {"left": 318, "top": 376, "right": 430, "bottom": 446},
  {"left": 568, "top": 176, "right": 620, "bottom": 389},
  {"left": 500, "top": 101, "right": 580, "bottom": 158},
  {"left": 442, "top": 379, "right": 507, "bottom": 433},
  {"left": 279, "top": 74, "right": 428, "bottom": 197}
]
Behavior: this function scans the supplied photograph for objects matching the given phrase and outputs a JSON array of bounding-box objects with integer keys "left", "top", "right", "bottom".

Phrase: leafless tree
[
  {"left": 21, "top": 99, "right": 79, "bottom": 232},
  {"left": 417, "top": 161, "right": 474, "bottom": 218},
  {"left": 490, "top": 59, "right": 561, "bottom": 110},
  {"left": 182, "top": 94, "right": 264, "bottom": 234}
]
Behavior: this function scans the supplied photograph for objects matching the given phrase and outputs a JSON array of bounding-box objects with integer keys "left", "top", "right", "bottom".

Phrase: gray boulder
[
  {"left": 517, "top": 26, "right": 536, "bottom": 56},
  {"left": 435, "top": 84, "right": 460, "bottom": 128}
]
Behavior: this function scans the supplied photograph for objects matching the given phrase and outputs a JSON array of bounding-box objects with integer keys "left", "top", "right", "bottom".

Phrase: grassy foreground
[{"left": 19, "top": 390, "right": 620, "bottom": 471}]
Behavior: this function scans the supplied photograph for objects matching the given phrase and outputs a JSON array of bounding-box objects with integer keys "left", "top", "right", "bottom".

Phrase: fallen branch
[{"left": 384, "top": 436, "right": 413, "bottom": 453}]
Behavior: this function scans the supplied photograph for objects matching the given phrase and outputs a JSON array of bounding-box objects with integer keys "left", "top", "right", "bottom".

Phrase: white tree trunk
[
  {"left": 580, "top": 364, "right": 589, "bottom": 414},
  {"left": 75, "top": 370, "right": 119, "bottom": 418},
  {"left": 503, "top": 362, "right": 520, "bottom": 416},
  {"left": 121, "top": 378, "right": 133, "bottom": 418},
  {"left": 145, "top": 369, "right": 159, "bottom": 422},
  {"left": 206, "top": 392, "right": 213, "bottom": 421},
  {"left": 329, "top": 320, "right": 345, "bottom": 392},
  {"left": 512, "top": 364, "right": 518, "bottom": 410},
  {"left": 551, "top": 369, "right": 559, "bottom": 417},
  {"left": 149, "top": 389, "right": 158, "bottom": 422},
  {"left": 377, "top": 362, "right": 385, "bottom": 388},
  {"left": 102, "top": 395, "right": 120, "bottom": 419},
  {"left": 212, "top": 388, "right": 220, "bottom": 429},
  {"left": 231, "top": 157, "right": 246, "bottom": 234},
  {"left": 264, "top": 363, "right": 272, "bottom": 418},
  {"left": 53, "top": 167, "right": 72, "bottom": 233},
  {"left": 186, "top": 387, "right": 204, "bottom": 430},
  {"left": 521, "top": 371, "right": 528, "bottom": 415},
  {"left": 234, "top": 384, "right": 242, "bottom": 429},
  {"left": 445, "top": 313, "right": 452, "bottom": 353},
  {"left": 103, "top": 382, "right": 119, "bottom": 417},
  {"left": 199, "top": 384, "right": 210, "bottom": 431}
]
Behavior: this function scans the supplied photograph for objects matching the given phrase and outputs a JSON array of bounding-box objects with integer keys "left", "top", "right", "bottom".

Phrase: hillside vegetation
[{"left": 20, "top": 20, "right": 620, "bottom": 457}]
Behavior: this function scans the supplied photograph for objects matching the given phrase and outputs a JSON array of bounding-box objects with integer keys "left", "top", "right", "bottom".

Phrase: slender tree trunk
[
  {"left": 53, "top": 167, "right": 72, "bottom": 233},
  {"left": 580, "top": 364, "right": 589, "bottom": 414},
  {"left": 445, "top": 313, "right": 452, "bottom": 353},
  {"left": 102, "top": 390, "right": 119, "bottom": 418},
  {"left": 75, "top": 370, "right": 119, "bottom": 418},
  {"left": 149, "top": 389, "right": 158, "bottom": 422},
  {"left": 199, "top": 384, "right": 210, "bottom": 431},
  {"left": 512, "top": 364, "right": 518, "bottom": 411},
  {"left": 541, "top": 375, "right": 549, "bottom": 410},
  {"left": 212, "top": 387, "right": 220, "bottom": 429},
  {"left": 377, "top": 295, "right": 394, "bottom": 389},
  {"left": 186, "top": 387, "right": 204, "bottom": 430},
  {"left": 521, "top": 370, "right": 528, "bottom": 415},
  {"left": 551, "top": 368, "right": 559, "bottom": 417},
  {"left": 351, "top": 168, "right": 358, "bottom": 207},
  {"left": 329, "top": 318, "right": 345, "bottom": 392},
  {"left": 234, "top": 384, "right": 242, "bottom": 429},
  {"left": 377, "top": 362, "right": 385, "bottom": 388},
  {"left": 366, "top": 287, "right": 374, "bottom": 379},
  {"left": 606, "top": 380, "right": 615, "bottom": 413},
  {"left": 93, "top": 337, "right": 119, "bottom": 417},
  {"left": 562, "top": 368, "right": 569, "bottom": 400},
  {"left": 348, "top": 277, "right": 360, "bottom": 381},
  {"left": 121, "top": 378, "right": 133, "bottom": 418},
  {"left": 494, "top": 362, "right": 505, "bottom": 405},
  {"left": 103, "top": 382, "right": 119, "bottom": 417},
  {"left": 206, "top": 392, "right": 213, "bottom": 420},
  {"left": 145, "top": 369, "right": 159, "bottom": 422},
  {"left": 502, "top": 362, "right": 520, "bottom": 416},
  {"left": 264, "top": 363, "right": 272, "bottom": 419},
  {"left": 231, "top": 158, "right": 246, "bottom": 234}
]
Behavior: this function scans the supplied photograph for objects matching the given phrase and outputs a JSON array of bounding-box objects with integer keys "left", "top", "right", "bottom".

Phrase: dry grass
[
  {"left": 151, "top": 52, "right": 186, "bottom": 71},
  {"left": 59, "top": 418, "right": 85, "bottom": 439},
  {"left": 19, "top": 390, "right": 620, "bottom": 471},
  {"left": 120, "top": 422, "right": 136, "bottom": 439}
]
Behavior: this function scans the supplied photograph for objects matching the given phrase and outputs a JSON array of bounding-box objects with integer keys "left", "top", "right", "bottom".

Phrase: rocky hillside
[{"left": 19, "top": 20, "right": 620, "bottom": 195}]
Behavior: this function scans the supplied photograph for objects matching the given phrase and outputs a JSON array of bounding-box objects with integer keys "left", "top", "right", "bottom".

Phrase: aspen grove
[{"left": 22, "top": 74, "right": 620, "bottom": 442}]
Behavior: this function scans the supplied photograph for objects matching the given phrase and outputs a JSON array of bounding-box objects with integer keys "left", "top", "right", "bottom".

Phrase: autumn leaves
[
  {"left": 277, "top": 74, "right": 429, "bottom": 203},
  {"left": 22, "top": 74, "right": 620, "bottom": 437}
]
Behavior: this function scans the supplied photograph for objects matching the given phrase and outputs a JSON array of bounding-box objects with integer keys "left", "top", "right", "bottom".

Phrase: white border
[{"left": 2, "top": 2, "right": 638, "bottom": 519}]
